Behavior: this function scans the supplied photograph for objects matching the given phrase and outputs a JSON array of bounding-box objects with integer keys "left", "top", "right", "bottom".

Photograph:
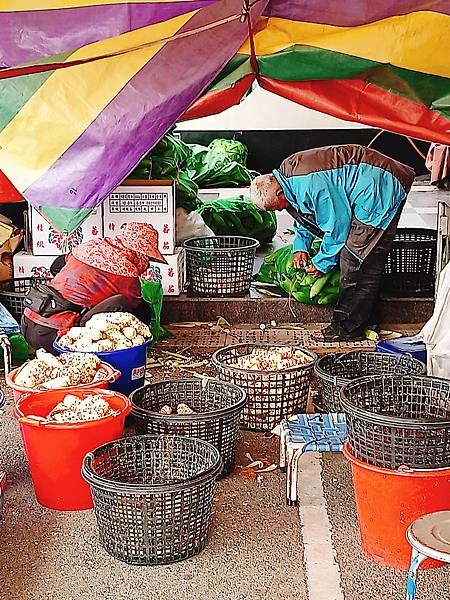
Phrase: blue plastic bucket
[
  {"left": 53, "top": 339, "right": 149, "bottom": 395},
  {"left": 375, "top": 335, "right": 427, "bottom": 365}
]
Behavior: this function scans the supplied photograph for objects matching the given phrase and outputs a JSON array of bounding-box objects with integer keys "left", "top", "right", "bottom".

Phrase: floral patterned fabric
[{"left": 72, "top": 222, "right": 166, "bottom": 275}]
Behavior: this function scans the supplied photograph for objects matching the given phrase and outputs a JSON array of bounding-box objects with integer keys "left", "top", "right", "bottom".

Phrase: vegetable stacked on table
[{"left": 198, "top": 195, "right": 277, "bottom": 243}]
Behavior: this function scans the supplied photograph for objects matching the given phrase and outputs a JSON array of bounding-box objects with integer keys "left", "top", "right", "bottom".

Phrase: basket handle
[
  {"left": 14, "top": 393, "right": 48, "bottom": 426},
  {"left": 83, "top": 452, "right": 94, "bottom": 469},
  {"left": 334, "top": 351, "right": 353, "bottom": 365},
  {"left": 107, "top": 369, "right": 121, "bottom": 383},
  {"left": 0, "top": 333, "right": 12, "bottom": 378},
  {"left": 397, "top": 464, "right": 413, "bottom": 473}
]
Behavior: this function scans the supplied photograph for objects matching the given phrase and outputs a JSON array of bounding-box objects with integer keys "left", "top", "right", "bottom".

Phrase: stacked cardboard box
[{"left": 14, "top": 180, "right": 186, "bottom": 295}]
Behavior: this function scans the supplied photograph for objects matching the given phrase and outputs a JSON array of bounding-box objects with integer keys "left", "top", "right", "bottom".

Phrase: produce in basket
[
  {"left": 45, "top": 393, "right": 115, "bottom": 423},
  {"left": 192, "top": 267, "right": 249, "bottom": 293},
  {"left": 14, "top": 349, "right": 104, "bottom": 389},
  {"left": 159, "top": 403, "right": 196, "bottom": 415},
  {"left": 198, "top": 196, "right": 277, "bottom": 243},
  {"left": 59, "top": 312, "right": 150, "bottom": 352},
  {"left": 255, "top": 243, "right": 340, "bottom": 305},
  {"left": 231, "top": 347, "right": 313, "bottom": 371}
]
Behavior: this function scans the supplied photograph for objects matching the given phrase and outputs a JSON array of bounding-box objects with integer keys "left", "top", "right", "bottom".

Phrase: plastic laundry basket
[
  {"left": 82, "top": 435, "right": 222, "bottom": 565},
  {"left": 183, "top": 236, "right": 259, "bottom": 296},
  {"left": 13, "top": 388, "right": 130, "bottom": 510},
  {"left": 130, "top": 378, "right": 246, "bottom": 475},
  {"left": 54, "top": 338, "right": 150, "bottom": 395},
  {"left": 315, "top": 352, "right": 425, "bottom": 412},
  {"left": 212, "top": 343, "right": 317, "bottom": 431},
  {"left": 340, "top": 375, "right": 450, "bottom": 469}
]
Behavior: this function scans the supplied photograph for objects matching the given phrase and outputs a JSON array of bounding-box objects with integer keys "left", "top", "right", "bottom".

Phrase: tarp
[
  {"left": 1, "top": 1, "right": 450, "bottom": 232},
  {"left": 420, "top": 261, "right": 450, "bottom": 377}
]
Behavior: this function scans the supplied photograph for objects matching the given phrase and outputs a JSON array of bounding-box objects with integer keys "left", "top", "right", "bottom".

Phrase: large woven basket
[
  {"left": 340, "top": 375, "right": 450, "bottom": 469},
  {"left": 212, "top": 343, "right": 317, "bottom": 431},
  {"left": 315, "top": 351, "right": 426, "bottom": 412},
  {"left": 183, "top": 236, "right": 259, "bottom": 296},
  {"left": 130, "top": 379, "right": 246, "bottom": 475},
  {"left": 82, "top": 435, "right": 222, "bottom": 565}
]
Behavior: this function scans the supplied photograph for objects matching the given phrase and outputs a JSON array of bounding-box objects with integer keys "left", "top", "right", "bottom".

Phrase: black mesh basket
[
  {"left": 183, "top": 236, "right": 259, "bottom": 296},
  {"left": 0, "top": 277, "right": 51, "bottom": 322},
  {"left": 315, "top": 352, "right": 426, "bottom": 413},
  {"left": 383, "top": 228, "right": 437, "bottom": 297},
  {"left": 340, "top": 375, "right": 450, "bottom": 469},
  {"left": 211, "top": 344, "right": 317, "bottom": 431},
  {"left": 82, "top": 435, "right": 222, "bottom": 565},
  {"left": 130, "top": 379, "right": 246, "bottom": 476}
]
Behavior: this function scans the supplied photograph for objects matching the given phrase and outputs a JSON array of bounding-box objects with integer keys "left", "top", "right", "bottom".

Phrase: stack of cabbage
[{"left": 255, "top": 244, "right": 340, "bottom": 305}]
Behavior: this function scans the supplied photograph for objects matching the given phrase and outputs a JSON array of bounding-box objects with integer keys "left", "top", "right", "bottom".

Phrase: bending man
[{"left": 250, "top": 145, "right": 415, "bottom": 342}]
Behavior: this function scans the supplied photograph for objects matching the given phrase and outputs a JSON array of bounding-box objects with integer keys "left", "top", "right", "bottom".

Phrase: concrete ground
[
  {"left": 0, "top": 388, "right": 307, "bottom": 600},
  {"left": 1, "top": 323, "right": 449, "bottom": 599}
]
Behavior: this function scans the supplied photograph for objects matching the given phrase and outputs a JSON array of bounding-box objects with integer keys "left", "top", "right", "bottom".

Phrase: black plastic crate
[
  {"left": 0, "top": 277, "right": 51, "bottom": 322},
  {"left": 383, "top": 228, "right": 437, "bottom": 297}
]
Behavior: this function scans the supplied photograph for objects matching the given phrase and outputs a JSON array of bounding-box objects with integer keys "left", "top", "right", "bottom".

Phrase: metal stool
[
  {"left": 406, "top": 511, "right": 450, "bottom": 600},
  {"left": 279, "top": 413, "right": 347, "bottom": 505}
]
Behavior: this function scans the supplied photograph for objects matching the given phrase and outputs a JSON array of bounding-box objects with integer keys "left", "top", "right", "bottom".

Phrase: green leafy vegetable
[{"left": 254, "top": 243, "right": 340, "bottom": 306}]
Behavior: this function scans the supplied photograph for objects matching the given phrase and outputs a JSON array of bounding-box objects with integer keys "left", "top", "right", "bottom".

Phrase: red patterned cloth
[
  {"left": 72, "top": 222, "right": 166, "bottom": 276},
  {"left": 25, "top": 254, "right": 143, "bottom": 331}
]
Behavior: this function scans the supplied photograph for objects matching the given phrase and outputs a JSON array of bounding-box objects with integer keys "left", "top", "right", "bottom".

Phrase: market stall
[{"left": 0, "top": 3, "right": 450, "bottom": 596}]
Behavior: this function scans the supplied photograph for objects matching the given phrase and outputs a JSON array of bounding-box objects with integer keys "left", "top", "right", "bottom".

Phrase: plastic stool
[
  {"left": 280, "top": 413, "right": 347, "bottom": 505},
  {"left": 406, "top": 511, "right": 450, "bottom": 600}
]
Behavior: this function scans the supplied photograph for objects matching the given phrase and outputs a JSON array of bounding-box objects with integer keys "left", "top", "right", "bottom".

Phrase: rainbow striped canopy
[{"left": 1, "top": 1, "right": 450, "bottom": 232}]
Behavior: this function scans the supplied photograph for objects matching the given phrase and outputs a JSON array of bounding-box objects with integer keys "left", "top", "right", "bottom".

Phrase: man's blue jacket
[{"left": 273, "top": 145, "right": 415, "bottom": 273}]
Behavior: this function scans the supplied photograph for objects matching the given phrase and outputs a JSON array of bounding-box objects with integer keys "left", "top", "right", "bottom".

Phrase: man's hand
[
  {"left": 305, "top": 263, "right": 323, "bottom": 278},
  {"left": 293, "top": 251, "right": 308, "bottom": 269}
]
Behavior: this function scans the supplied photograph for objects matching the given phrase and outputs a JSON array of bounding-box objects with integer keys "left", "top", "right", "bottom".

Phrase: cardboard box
[
  {"left": 30, "top": 206, "right": 103, "bottom": 256},
  {"left": 141, "top": 248, "right": 185, "bottom": 296},
  {"left": 103, "top": 180, "right": 175, "bottom": 255},
  {"left": 13, "top": 251, "right": 58, "bottom": 279}
]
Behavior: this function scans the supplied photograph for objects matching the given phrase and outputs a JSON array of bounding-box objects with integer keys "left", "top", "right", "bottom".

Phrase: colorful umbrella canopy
[{"left": 0, "top": 1, "right": 450, "bottom": 232}]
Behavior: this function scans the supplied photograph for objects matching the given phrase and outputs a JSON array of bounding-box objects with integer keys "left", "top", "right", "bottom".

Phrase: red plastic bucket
[
  {"left": 6, "top": 362, "right": 120, "bottom": 403},
  {"left": 343, "top": 443, "right": 450, "bottom": 569},
  {"left": 13, "top": 388, "right": 131, "bottom": 511}
]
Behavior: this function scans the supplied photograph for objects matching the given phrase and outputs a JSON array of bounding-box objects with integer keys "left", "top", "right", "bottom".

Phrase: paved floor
[
  {"left": 322, "top": 454, "right": 449, "bottom": 600},
  {"left": 0, "top": 391, "right": 307, "bottom": 600},
  {"left": 1, "top": 325, "right": 449, "bottom": 600}
]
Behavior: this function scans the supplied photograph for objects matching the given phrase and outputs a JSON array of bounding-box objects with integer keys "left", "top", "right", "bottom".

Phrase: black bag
[{"left": 23, "top": 284, "right": 82, "bottom": 317}]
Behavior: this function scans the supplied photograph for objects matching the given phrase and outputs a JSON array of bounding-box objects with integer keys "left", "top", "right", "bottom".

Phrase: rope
[
  {"left": 367, "top": 129, "right": 427, "bottom": 161},
  {"left": 406, "top": 136, "right": 427, "bottom": 161},
  {"left": 0, "top": 9, "right": 246, "bottom": 80},
  {"left": 241, "top": 0, "right": 260, "bottom": 76}
]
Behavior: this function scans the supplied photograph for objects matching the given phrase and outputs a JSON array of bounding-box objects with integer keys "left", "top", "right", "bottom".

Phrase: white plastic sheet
[{"left": 419, "top": 261, "right": 450, "bottom": 377}]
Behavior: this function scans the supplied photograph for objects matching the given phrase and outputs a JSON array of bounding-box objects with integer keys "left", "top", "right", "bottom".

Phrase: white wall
[{"left": 177, "top": 85, "right": 369, "bottom": 131}]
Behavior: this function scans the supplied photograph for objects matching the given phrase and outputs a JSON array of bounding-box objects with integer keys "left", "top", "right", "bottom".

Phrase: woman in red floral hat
[{"left": 21, "top": 222, "right": 166, "bottom": 352}]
